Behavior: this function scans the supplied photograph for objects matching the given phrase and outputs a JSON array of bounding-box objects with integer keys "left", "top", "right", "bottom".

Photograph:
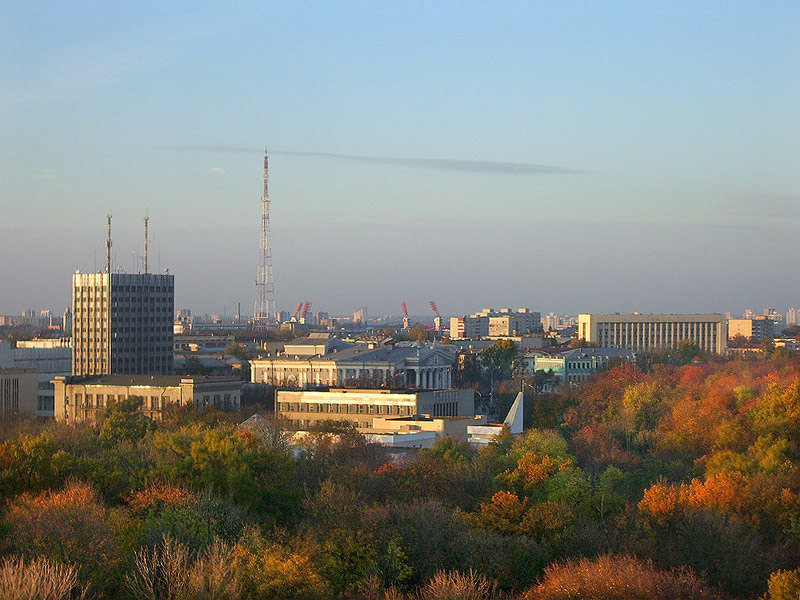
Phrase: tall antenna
[
  {"left": 253, "top": 148, "right": 275, "bottom": 330},
  {"left": 143, "top": 214, "right": 149, "bottom": 273},
  {"left": 106, "top": 214, "right": 112, "bottom": 273}
]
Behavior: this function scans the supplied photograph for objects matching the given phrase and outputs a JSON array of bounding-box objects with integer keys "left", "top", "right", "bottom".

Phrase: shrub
[
  {"left": 761, "top": 567, "right": 800, "bottom": 600},
  {"left": 231, "top": 533, "right": 331, "bottom": 600},
  {"left": 416, "top": 569, "right": 494, "bottom": 600},
  {"left": 5, "top": 481, "right": 123, "bottom": 594},
  {"left": 125, "top": 536, "right": 241, "bottom": 600},
  {"left": 520, "top": 554, "right": 726, "bottom": 600},
  {"left": 0, "top": 555, "right": 89, "bottom": 600}
]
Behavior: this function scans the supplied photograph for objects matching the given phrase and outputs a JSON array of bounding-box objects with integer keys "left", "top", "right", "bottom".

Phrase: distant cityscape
[{"left": 1, "top": 153, "right": 798, "bottom": 444}]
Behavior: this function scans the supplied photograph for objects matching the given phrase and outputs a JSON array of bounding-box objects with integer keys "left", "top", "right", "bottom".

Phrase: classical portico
[{"left": 250, "top": 341, "right": 456, "bottom": 390}]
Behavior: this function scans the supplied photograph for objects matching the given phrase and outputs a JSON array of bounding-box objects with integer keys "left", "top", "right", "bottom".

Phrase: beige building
[
  {"left": 450, "top": 308, "right": 542, "bottom": 339},
  {"left": 0, "top": 368, "right": 38, "bottom": 422},
  {"left": 276, "top": 388, "right": 474, "bottom": 430},
  {"left": 53, "top": 375, "right": 241, "bottom": 423},
  {"left": 578, "top": 313, "right": 727, "bottom": 354},
  {"left": 728, "top": 317, "right": 774, "bottom": 341},
  {"left": 72, "top": 272, "right": 174, "bottom": 377}
]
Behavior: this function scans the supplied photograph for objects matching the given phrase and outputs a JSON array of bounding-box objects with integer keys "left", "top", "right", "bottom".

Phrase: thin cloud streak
[{"left": 170, "top": 145, "right": 587, "bottom": 175}]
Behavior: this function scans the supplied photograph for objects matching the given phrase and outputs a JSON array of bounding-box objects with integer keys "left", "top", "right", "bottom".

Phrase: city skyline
[{"left": 2, "top": 2, "right": 798, "bottom": 316}]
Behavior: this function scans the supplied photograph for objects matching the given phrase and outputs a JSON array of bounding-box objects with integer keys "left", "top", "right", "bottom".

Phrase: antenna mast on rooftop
[
  {"left": 143, "top": 214, "right": 149, "bottom": 273},
  {"left": 253, "top": 148, "right": 275, "bottom": 329},
  {"left": 105, "top": 214, "right": 112, "bottom": 273}
]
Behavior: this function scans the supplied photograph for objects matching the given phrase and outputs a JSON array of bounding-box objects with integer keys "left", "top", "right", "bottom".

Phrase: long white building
[
  {"left": 578, "top": 313, "right": 727, "bottom": 354},
  {"left": 250, "top": 335, "right": 455, "bottom": 389}
]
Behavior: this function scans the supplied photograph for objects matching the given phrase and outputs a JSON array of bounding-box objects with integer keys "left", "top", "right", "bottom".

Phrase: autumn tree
[
  {"left": 407, "top": 324, "right": 429, "bottom": 342},
  {"left": 519, "top": 554, "right": 726, "bottom": 600},
  {"left": 5, "top": 481, "right": 124, "bottom": 594}
]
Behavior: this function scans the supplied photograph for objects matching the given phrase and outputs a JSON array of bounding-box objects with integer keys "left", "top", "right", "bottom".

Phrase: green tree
[
  {"left": 99, "top": 396, "right": 155, "bottom": 448},
  {"left": 480, "top": 340, "right": 518, "bottom": 381},
  {"left": 150, "top": 425, "right": 299, "bottom": 524}
]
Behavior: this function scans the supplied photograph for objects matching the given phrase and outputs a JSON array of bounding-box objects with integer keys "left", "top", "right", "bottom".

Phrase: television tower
[{"left": 253, "top": 148, "right": 275, "bottom": 329}]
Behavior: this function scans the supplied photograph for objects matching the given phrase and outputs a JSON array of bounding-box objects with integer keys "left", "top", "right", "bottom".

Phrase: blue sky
[{"left": 2, "top": 2, "right": 798, "bottom": 317}]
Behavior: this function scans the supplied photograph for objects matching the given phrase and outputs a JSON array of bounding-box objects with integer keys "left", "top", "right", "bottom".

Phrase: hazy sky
[{"left": 2, "top": 2, "right": 798, "bottom": 318}]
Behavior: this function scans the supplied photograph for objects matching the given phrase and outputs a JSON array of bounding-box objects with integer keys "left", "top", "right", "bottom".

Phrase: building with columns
[
  {"left": 578, "top": 313, "right": 727, "bottom": 354},
  {"left": 250, "top": 337, "right": 455, "bottom": 389}
]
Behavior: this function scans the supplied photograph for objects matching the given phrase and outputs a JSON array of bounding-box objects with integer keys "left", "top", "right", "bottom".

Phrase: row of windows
[
  {"left": 278, "top": 402, "right": 414, "bottom": 416},
  {"left": 290, "top": 419, "right": 372, "bottom": 429},
  {"left": 37, "top": 396, "right": 55, "bottom": 412}
]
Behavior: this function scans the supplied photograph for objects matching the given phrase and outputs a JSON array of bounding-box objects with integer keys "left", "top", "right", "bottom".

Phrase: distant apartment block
[
  {"left": 787, "top": 308, "right": 799, "bottom": 328},
  {"left": 53, "top": 374, "right": 241, "bottom": 423},
  {"left": 578, "top": 313, "right": 727, "bottom": 354},
  {"left": 450, "top": 308, "right": 542, "bottom": 339},
  {"left": 72, "top": 272, "right": 174, "bottom": 377},
  {"left": 353, "top": 306, "right": 368, "bottom": 324},
  {"left": 728, "top": 317, "right": 775, "bottom": 341}
]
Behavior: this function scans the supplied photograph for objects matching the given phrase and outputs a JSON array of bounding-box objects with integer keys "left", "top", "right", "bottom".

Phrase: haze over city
[{"left": 2, "top": 2, "right": 798, "bottom": 316}]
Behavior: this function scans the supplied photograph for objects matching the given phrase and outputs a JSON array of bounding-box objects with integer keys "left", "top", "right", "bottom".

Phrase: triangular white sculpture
[{"left": 503, "top": 391, "right": 524, "bottom": 434}]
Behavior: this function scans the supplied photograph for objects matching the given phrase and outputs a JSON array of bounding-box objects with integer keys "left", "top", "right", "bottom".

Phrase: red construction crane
[
  {"left": 429, "top": 300, "right": 442, "bottom": 331},
  {"left": 291, "top": 301, "right": 303, "bottom": 320},
  {"left": 401, "top": 301, "right": 410, "bottom": 329},
  {"left": 301, "top": 301, "right": 312, "bottom": 320}
]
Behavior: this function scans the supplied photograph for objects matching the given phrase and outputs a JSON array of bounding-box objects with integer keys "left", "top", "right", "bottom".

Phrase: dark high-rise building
[{"left": 71, "top": 272, "right": 174, "bottom": 376}]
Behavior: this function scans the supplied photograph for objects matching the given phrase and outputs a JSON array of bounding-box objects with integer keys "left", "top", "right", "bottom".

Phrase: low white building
[{"left": 0, "top": 340, "right": 71, "bottom": 418}]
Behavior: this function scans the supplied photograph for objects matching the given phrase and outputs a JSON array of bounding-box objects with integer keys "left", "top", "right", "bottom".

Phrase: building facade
[
  {"left": 72, "top": 272, "right": 174, "bottom": 377},
  {"left": 578, "top": 313, "right": 727, "bottom": 354},
  {"left": 728, "top": 318, "right": 775, "bottom": 341},
  {"left": 450, "top": 308, "right": 542, "bottom": 339},
  {"left": 53, "top": 374, "right": 241, "bottom": 423},
  {"left": 3, "top": 339, "right": 71, "bottom": 418},
  {"left": 0, "top": 368, "right": 38, "bottom": 422},
  {"left": 250, "top": 339, "right": 455, "bottom": 389},
  {"left": 533, "top": 348, "right": 637, "bottom": 385},
  {"left": 276, "top": 388, "right": 474, "bottom": 430}
]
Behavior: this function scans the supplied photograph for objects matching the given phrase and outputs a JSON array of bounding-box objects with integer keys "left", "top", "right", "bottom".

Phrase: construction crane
[
  {"left": 429, "top": 300, "right": 442, "bottom": 331},
  {"left": 300, "top": 301, "right": 312, "bottom": 323},
  {"left": 401, "top": 301, "right": 410, "bottom": 330},
  {"left": 291, "top": 301, "right": 303, "bottom": 322}
]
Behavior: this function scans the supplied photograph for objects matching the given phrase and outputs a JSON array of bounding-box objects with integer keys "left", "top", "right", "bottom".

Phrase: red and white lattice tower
[{"left": 253, "top": 149, "right": 275, "bottom": 329}]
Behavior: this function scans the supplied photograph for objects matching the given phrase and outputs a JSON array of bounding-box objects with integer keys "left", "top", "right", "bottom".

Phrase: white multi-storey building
[{"left": 578, "top": 313, "right": 727, "bottom": 354}]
